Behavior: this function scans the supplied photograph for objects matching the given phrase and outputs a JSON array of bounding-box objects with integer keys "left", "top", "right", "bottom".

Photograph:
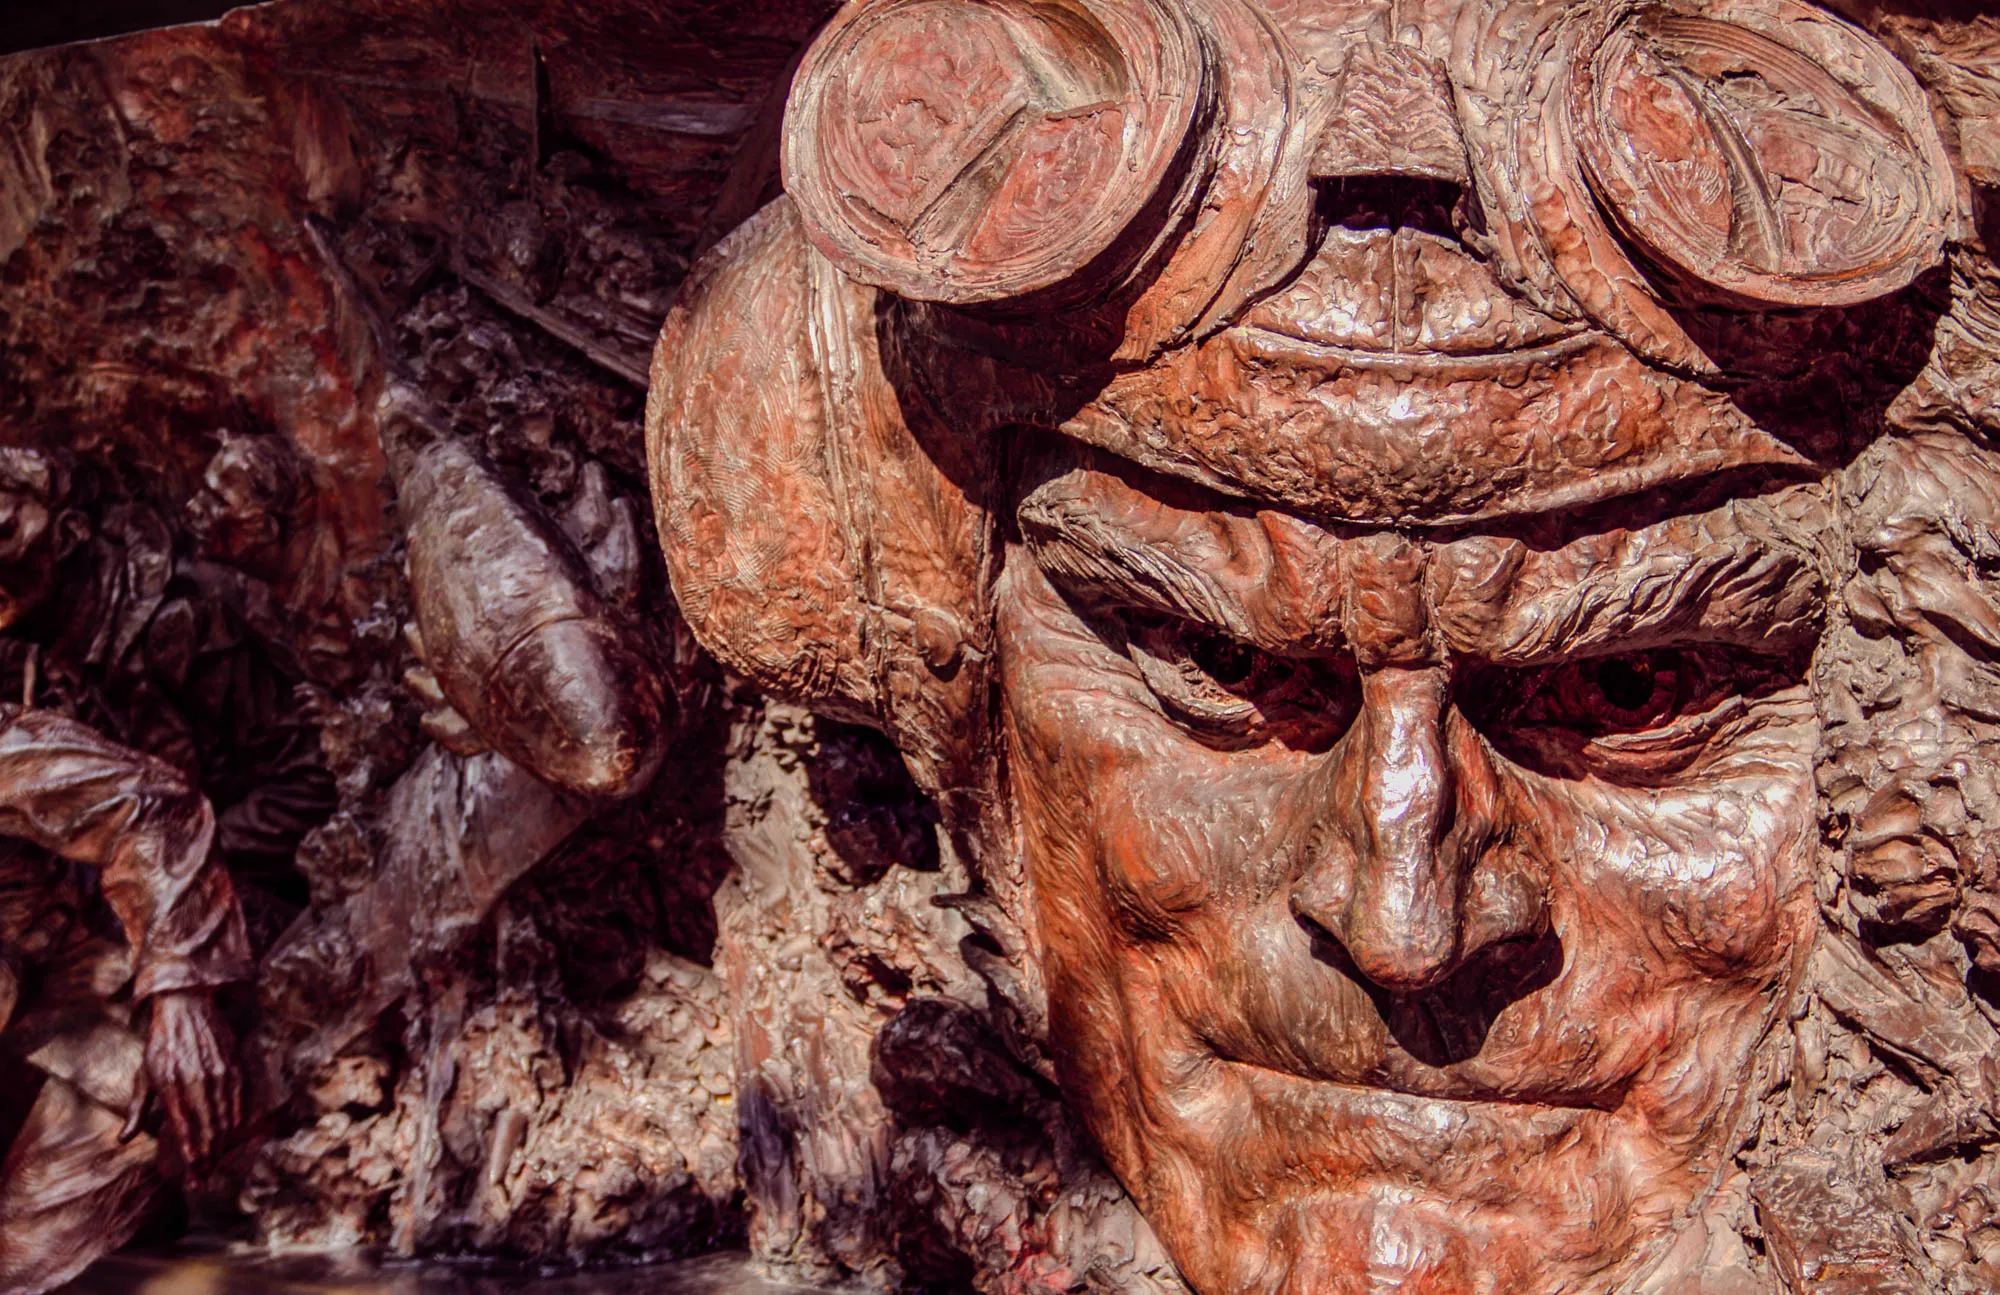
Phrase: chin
[
  {"left": 1058, "top": 1022, "right": 1725, "bottom": 1295},
  {"left": 1029, "top": 890, "right": 1798, "bottom": 1295}
]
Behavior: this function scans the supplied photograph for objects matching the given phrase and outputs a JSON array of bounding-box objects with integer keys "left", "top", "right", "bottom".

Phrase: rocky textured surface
[{"left": 0, "top": 3, "right": 1172, "bottom": 1284}]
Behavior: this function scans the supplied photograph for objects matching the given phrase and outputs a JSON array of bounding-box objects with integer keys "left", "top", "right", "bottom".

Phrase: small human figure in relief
[
  {"left": 0, "top": 708, "right": 250, "bottom": 1295},
  {"left": 0, "top": 449, "right": 251, "bottom": 1295}
]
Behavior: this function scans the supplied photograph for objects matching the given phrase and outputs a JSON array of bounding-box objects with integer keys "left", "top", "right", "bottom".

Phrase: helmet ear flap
[{"left": 646, "top": 196, "right": 1000, "bottom": 798}]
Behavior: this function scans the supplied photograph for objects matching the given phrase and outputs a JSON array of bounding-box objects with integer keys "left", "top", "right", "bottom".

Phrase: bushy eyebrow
[
  {"left": 1017, "top": 463, "right": 1343, "bottom": 654},
  {"left": 1019, "top": 461, "right": 1828, "bottom": 662},
  {"left": 1434, "top": 494, "right": 1828, "bottom": 664}
]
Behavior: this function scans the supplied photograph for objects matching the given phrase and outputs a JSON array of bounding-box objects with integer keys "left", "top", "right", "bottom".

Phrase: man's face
[
  {"left": 996, "top": 457, "right": 1824, "bottom": 1291},
  {"left": 188, "top": 435, "right": 294, "bottom": 573},
  {"left": 987, "top": 32, "right": 1834, "bottom": 1273},
  {"left": 683, "top": 0, "right": 1936, "bottom": 1283}
]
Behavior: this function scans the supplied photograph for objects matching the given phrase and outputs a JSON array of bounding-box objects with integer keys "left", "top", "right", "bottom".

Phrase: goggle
[{"left": 781, "top": 0, "right": 1958, "bottom": 371}]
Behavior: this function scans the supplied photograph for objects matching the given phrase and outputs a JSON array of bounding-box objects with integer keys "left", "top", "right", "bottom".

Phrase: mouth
[
  {"left": 1196, "top": 1033, "right": 1629, "bottom": 1134},
  {"left": 1179, "top": 911, "right": 1628, "bottom": 1119},
  {"left": 1218, "top": 1054, "right": 1610, "bottom": 1120},
  {"left": 1200, "top": 1054, "right": 1606, "bottom": 1176}
]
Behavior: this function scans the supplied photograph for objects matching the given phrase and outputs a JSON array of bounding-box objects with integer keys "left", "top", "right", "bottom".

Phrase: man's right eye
[{"left": 1116, "top": 614, "right": 1357, "bottom": 753}]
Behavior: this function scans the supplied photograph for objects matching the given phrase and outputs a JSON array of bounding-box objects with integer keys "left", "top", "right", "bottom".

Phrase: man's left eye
[
  {"left": 1524, "top": 650, "right": 1685, "bottom": 736},
  {"left": 1463, "top": 645, "right": 1799, "bottom": 781}
]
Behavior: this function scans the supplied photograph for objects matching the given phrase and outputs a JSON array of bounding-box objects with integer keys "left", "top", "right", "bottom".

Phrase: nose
[{"left": 1290, "top": 666, "right": 1524, "bottom": 993}]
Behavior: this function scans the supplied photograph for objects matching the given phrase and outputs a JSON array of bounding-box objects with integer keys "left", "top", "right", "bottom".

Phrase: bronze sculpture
[
  {"left": 651, "top": 1, "right": 1997, "bottom": 1290},
  {"left": 0, "top": 451, "right": 256, "bottom": 1292},
  {"left": 0, "top": 705, "right": 249, "bottom": 1295},
  {"left": 0, "top": 0, "right": 1996, "bottom": 1291}
]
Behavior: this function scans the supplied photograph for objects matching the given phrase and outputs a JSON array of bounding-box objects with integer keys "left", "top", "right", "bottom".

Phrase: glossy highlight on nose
[
  {"left": 1335, "top": 668, "right": 1461, "bottom": 992},
  {"left": 1291, "top": 666, "right": 1523, "bottom": 995}
]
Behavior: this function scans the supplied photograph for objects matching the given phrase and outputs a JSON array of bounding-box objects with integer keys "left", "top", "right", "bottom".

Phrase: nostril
[
  {"left": 1461, "top": 858, "right": 1548, "bottom": 954},
  {"left": 1293, "top": 903, "right": 1366, "bottom": 984},
  {"left": 1297, "top": 901, "right": 1565, "bottom": 1067},
  {"left": 1292, "top": 879, "right": 1465, "bottom": 995},
  {"left": 1289, "top": 848, "right": 1352, "bottom": 939},
  {"left": 1295, "top": 851, "right": 1545, "bottom": 998},
  {"left": 1292, "top": 903, "right": 1336, "bottom": 949}
]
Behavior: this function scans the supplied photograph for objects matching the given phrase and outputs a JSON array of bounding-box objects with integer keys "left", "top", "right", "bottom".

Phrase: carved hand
[{"left": 138, "top": 989, "right": 242, "bottom": 1171}]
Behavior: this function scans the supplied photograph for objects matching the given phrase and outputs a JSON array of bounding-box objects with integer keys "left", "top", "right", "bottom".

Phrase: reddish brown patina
[
  {"left": 1, "top": 0, "right": 1995, "bottom": 1288},
  {"left": 649, "top": 1, "right": 1979, "bottom": 1290}
]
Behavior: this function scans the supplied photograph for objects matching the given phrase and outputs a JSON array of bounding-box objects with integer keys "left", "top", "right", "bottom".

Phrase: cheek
[
  {"left": 1522, "top": 767, "right": 1818, "bottom": 979},
  {"left": 1003, "top": 638, "right": 1168, "bottom": 943},
  {"left": 1007, "top": 673, "right": 1291, "bottom": 943},
  {"left": 1100, "top": 805, "right": 1215, "bottom": 933},
  {"left": 998, "top": 607, "right": 1312, "bottom": 962}
]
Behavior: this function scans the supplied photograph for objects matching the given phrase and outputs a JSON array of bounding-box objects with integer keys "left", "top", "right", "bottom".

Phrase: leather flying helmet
[{"left": 783, "top": 0, "right": 1957, "bottom": 370}]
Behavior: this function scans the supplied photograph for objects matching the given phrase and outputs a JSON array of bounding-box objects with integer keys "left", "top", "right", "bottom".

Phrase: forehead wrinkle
[
  {"left": 1437, "top": 494, "right": 1829, "bottom": 664},
  {"left": 1019, "top": 462, "right": 1829, "bottom": 662},
  {"left": 1017, "top": 466, "right": 1343, "bottom": 651}
]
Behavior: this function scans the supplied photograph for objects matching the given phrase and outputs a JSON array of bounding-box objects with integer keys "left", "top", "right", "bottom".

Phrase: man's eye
[
  {"left": 1528, "top": 651, "right": 1684, "bottom": 735},
  {"left": 1118, "top": 615, "right": 1356, "bottom": 752},
  {"left": 1465, "top": 646, "right": 1801, "bottom": 782}
]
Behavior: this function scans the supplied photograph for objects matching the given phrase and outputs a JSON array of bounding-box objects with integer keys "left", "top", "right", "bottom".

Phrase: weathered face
[
  {"left": 656, "top": 0, "right": 1952, "bottom": 1284},
  {"left": 982, "top": 24, "right": 1852, "bottom": 1269},
  {"left": 188, "top": 434, "right": 297, "bottom": 573},
  {"left": 997, "top": 449, "right": 1826, "bottom": 1292},
  {"left": 949, "top": 1, "right": 1951, "bottom": 1283}
]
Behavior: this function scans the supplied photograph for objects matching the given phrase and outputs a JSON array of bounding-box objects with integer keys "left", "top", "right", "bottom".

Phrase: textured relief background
[{"left": 0, "top": 5, "right": 1177, "bottom": 1289}]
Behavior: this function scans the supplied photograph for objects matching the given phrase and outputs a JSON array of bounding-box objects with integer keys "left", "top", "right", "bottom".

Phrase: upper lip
[{"left": 1215, "top": 1054, "right": 1620, "bottom": 1117}]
